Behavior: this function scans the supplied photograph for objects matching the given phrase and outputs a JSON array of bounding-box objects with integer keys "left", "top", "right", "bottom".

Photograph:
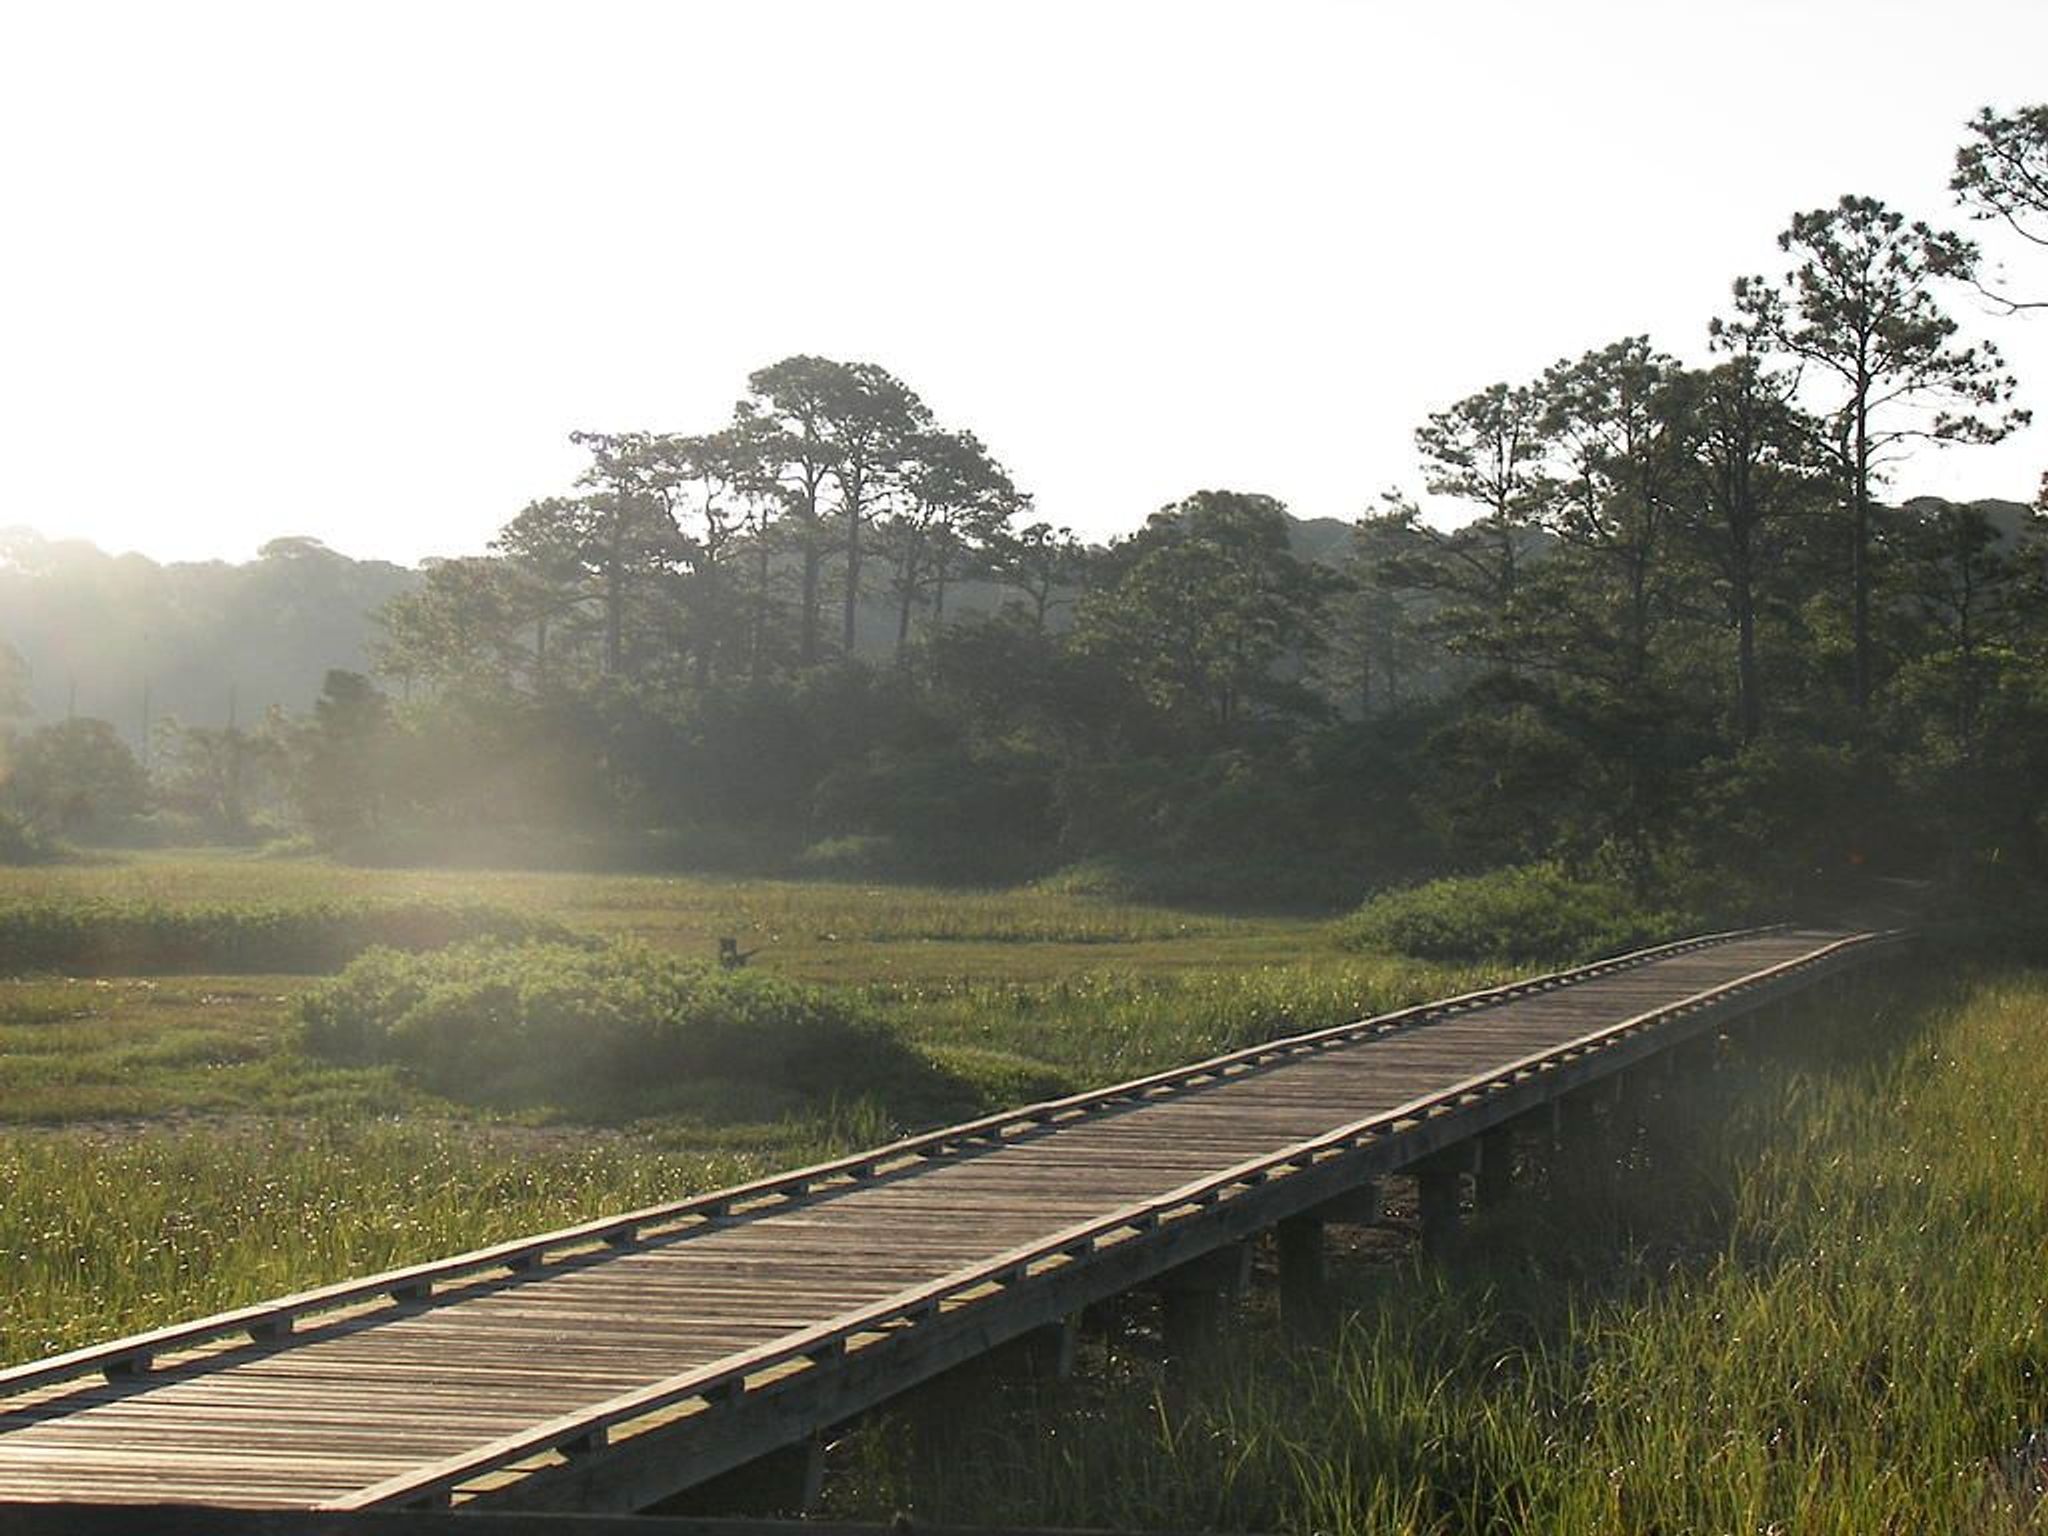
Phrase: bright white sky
[{"left": 2, "top": 0, "right": 2044, "bottom": 566}]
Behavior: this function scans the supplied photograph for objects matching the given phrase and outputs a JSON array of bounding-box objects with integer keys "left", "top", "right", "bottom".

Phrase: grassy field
[
  {"left": 0, "top": 853, "right": 1305, "bottom": 981},
  {"left": 10, "top": 852, "right": 2038, "bottom": 1533},
  {"left": 826, "top": 962, "right": 2048, "bottom": 1534},
  {"left": 0, "top": 850, "right": 1491, "bottom": 1366}
]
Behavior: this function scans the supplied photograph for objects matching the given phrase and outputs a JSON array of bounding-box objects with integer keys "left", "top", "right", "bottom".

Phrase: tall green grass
[
  {"left": 890, "top": 956, "right": 1502, "bottom": 1101},
  {"left": 0, "top": 897, "right": 569, "bottom": 976},
  {"left": 0, "top": 1106, "right": 893, "bottom": 1367},
  {"left": 0, "top": 856, "right": 1292, "bottom": 991},
  {"left": 831, "top": 963, "right": 2048, "bottom": 1533}
]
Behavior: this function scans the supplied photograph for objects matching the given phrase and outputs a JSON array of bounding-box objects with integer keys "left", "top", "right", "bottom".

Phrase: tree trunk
[
  {"left": 1734, "top": 561, "right": 1760, "bottom": 744},
  {"left": 604, "top": 555, "right": 624, "bottom": 677},
  {"left": 694, "top": 562, "right": 716, "bottom": 689},
  {"left": 752, "top": 539, "right": 773, "bottom": 684},
  {"left": 1628, "top": 550, "right": 1651, "bottom": 690},
  {"left": 1851, "top": 394, "right": 1872, "bottom": 713},
  {"left": 800, "top": 545, "right": 822, "bottom": 666},
  {"left": 842, "top": 478, "right": 864, "bottom": 658}
]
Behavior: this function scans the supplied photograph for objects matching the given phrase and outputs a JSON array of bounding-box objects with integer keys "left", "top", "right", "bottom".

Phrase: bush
[
  {"left": 1336, "top": 864, "right": 1694, "bottom": 965},
  {"left": 0, "top": 811, "right": 58, "bottom": 866},
  {"left": 296, "top": 940, "right": 928, "bottom": 1112},
  {"left": 0, "top": 899, "right": 568, "bottom": 976},
  {"left": 1035, "top": 854, "right": 1362, "bottom": 912}
]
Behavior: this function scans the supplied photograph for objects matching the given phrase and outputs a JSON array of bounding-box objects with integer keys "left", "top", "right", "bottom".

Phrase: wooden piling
[{"left": 1274, "top": 1214, "right": 1326, "bottom": 1334}]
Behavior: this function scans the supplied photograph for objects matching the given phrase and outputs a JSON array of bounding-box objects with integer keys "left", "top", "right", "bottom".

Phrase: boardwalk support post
[
  {"left": 1315, "top": 1180, "right": 1383, "bottom": 1226},
  {"left": 1275, "top": 1214, "right": 1326, "bottom": 1333},
  {"left": 1475, "top": 1125, "right": 1516, "bottom": 1207},
  {"left": 798, "top": 1432, "right": 826, "bottom": 1515},
  {"left": 1154, "top": 1242, "right": 1251, "bottom": 1360},
  {"left": 1552, "top": 1087, "right": 1602, "bottom": 1152},
  {"left": 1414, "top": 1149, "right": 1469, "bottom": 1254},
  {"left": 1021, "top": 1313, "right": 1081, "bottom": 1380},
  {"left": 701, "top": 1429, "right": 827, "bottom": 1518},
  {"left": 1614, "top": 1066, "right": 1659, "bottom": 1142}
]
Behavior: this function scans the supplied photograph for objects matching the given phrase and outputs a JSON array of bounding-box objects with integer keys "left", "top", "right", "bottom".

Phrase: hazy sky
[{"left": 3, "top": 0, "right": 2044, "bottom": 566}]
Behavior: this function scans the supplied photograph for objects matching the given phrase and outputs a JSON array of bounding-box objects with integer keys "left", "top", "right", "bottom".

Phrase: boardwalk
[{"left": 0, "top": 925, "right": 1901, "bottom": 1515}]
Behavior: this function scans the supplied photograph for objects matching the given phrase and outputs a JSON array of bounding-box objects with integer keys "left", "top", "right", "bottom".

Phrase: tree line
[
  {"left": 4, "top": 104, "right": 2045, "bottom": 910},
  {"left": 373, "top": 356, "right": 1075, "bottom": 694}
]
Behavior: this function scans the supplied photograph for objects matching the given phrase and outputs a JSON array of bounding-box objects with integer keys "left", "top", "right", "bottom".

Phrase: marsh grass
[
  {"left": 0, "top": 854, "right": 1485, "bottom": 1125},
  {"left": 830, "top": 962, "right": 2048, "bottom": 1534},
  {"left": 0, "top": 895, "right": 567, "bottom": 976},
  {"left": 0, "top": 857, "right": 1261, "bottom": 964},
  {"left": 0, "top": 975, "right": 418, "bottom": 1122},
  {"left": 893, "top": 956, "right": 1502, "bottom": 1098},
  {"left": 0, "top": 1106, "right": 893, "bottom": 1367},
  {"left": 0, "top": 852, "right": 1500, "bottom": 1382}
]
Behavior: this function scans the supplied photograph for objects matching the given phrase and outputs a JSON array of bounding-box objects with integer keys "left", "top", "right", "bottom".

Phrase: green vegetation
[
  {"left": 0, "top": 95, "right": 2039, "bottom": 1520},
  {"left": 0, "top": 810, "right": 53, "bottom": 866},
  {"left": 0, "top": 974, "right": 394, "bottom": 1123},
  {"left": 893, "top": 954, "right": 1496, "bottom": 1107},
  {"left": 828, "top": 963, "right": 2048, "bottom": 1534},
  {"left": 0, "top": 859, "right": 1482, "bottom": 1128},
  {"left": 0, "top": 1113, "right": 890, "bottom": 1367},
  {"left": 4, "top": 109, "right": 2045, "bottom": 930},
  {"left": 14, "top": 113, "right": 2048, "bottom": 912},
  {"left": 0, "top": 856, "right": 1281, "bottom": 984},
  {"left": 0, "top": 895, "right": 566, "bottom": 977},
  {"left": 1, "top": 859, "right": 2042, "bottom": 1529},
  {"left": 297, "top": 940, "right": 933, "bottom": 1118},
  {"left": 0, "top": 853, "right": 1496, "bottom": 1375},
  {"left": 1337, "top": 864, "right": 1704, "bottom": 964}
]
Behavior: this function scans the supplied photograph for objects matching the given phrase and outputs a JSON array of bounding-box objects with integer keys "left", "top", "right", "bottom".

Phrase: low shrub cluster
[
  {"left": 0, "top": 811, "right": 58, "bottom": 866},
  {"left": 1337, "top": 863, "right": 1694, "bottom": 964},
  {"left": 0, "top": 898, "right": 567, "bottom": 976},
  {"left": 1035, "top": 854, "right": 1363, "bottom": 913},
  {"left": 296, "top": 939, "right": 922, "bottom": 1111}
]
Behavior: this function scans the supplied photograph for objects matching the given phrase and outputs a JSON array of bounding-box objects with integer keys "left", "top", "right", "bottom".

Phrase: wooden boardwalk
[{"left": 0, "top": 925, "right": 1903, "bottom": 1515}]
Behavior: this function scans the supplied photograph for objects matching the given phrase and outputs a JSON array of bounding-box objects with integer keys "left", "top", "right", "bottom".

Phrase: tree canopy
[{"left": 7, "top": 105, "right": 2047, "bottom": 914}]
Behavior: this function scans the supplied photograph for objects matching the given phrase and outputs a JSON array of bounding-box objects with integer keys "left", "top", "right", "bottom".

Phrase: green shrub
[
  {"left": 296, "top": 939, "right": 927, "bottom": 1112},
  {"left": 795, "top": 834, "right": 907, "bottom": 880},
  {"left": 1336, "top": 864, "right": 1693, "bottom": 965},
  {"left": 0, "top": 811, "right": 57, "bottom": 866},
  {"left": 0, "top": 898, "right": 568, "bottom": 976},
  {"left": 1035, "top": 854, "right": 1362, "bottom": 912}
]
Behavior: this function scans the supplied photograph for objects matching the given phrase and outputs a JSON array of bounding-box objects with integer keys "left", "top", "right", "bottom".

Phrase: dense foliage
[
  {"left": 3, "top": 108, "right": 2044, "bottom": 920},
  {"left": 296, "top": 939, "right": 922, "bottom": 1112},
  {"left": 1336, "top": 865, "right": 1699, "bottom": 965},
  {"left": 0, "top": 811, "right": 54, "bottom": 866}
]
